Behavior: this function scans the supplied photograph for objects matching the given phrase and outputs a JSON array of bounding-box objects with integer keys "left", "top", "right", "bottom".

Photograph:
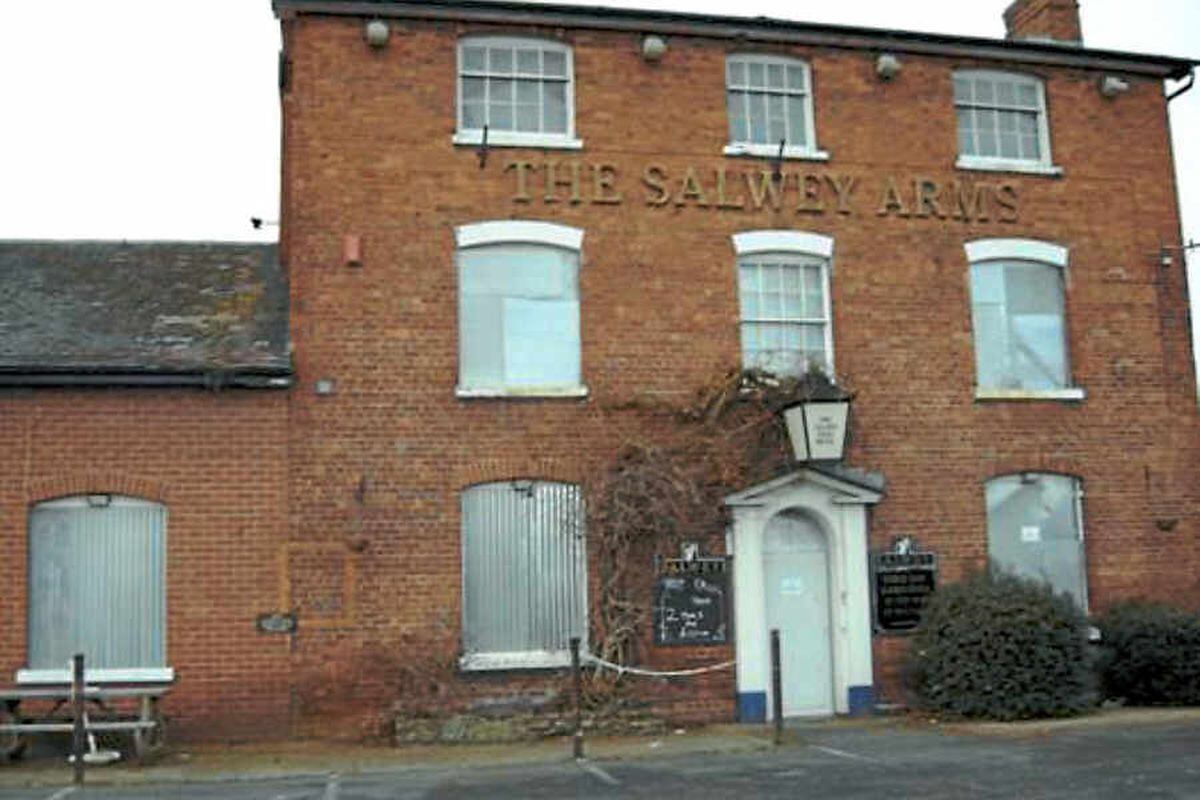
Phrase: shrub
[
  {"left": 906, "top": 570, "right": 1096, "bottom": 720},
  {"left": 1094, "top": 602, "right": 1200, "bottom": 706}
]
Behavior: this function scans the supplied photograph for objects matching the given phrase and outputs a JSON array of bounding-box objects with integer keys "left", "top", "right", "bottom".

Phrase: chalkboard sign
[
  {"left": 872, "top": 551, "right": 937, "bottom": 634},
  {"left": 653, "top": 559, "right": 729, "bottom": 646}
]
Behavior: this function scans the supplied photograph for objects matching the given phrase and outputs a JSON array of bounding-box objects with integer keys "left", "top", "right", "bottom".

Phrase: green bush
[
  {"left": 906, "top": 570, "right": 1096, "bottom": 720},
  {"left": 1094, "top": 602, "right": 1200, "bottom": 706}
]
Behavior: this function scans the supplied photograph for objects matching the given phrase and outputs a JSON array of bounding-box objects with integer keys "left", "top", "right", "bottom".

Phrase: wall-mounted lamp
[
  {"left": 1099, "top": 75, "right": 1130, "bottom": 98},
  {"left": 365, "top": 19, "right": 390, "bottom": 49},
  {"left": 780, "top": 372, "right": 853, "bottom": 463},
  {"left": 641, "top": 35, "right": 667, "bottom": 63},
  {"left": 875, "top": 53, "right": 901, "bottom": 81}
]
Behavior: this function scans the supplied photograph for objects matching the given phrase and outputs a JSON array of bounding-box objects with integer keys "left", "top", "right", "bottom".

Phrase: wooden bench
[{"left": 0, "top": 685, "right": 169, "bottom": 763}]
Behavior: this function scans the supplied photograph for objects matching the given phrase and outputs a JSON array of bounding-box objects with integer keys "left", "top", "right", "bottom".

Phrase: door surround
[{"left": 725, "top": 466, "right": 883, "bottom": 721}]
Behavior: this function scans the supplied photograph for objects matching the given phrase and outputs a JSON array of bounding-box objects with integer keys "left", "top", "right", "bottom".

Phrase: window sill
[
  {"left": 459, "top": 650, "right": 573, "bottom": 672},
  {"left": 724, "top": 143, "right": 830, "bottom": 162},
  {"left": 17, "top": 667, "right": 175, "bottom": 684},
  {"left": 956, "top": 156, "right": 1063, "bottom": 177},
  {"left": 975, "top": 387, "right": 1086, "bottom": 402},
  {"left": 456, "top": 385, "right": 589, "bottom": 399},
  {"left": 453, "top": 131, "right": 584, "bottom": 150}
]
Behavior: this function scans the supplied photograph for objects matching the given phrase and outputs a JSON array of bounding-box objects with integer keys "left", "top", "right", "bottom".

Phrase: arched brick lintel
[{"left": 25, "top": 472, "right": 170, "bottom": 506}]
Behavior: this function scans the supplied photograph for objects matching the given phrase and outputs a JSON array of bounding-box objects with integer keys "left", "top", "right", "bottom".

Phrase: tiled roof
[{"left": 0, "top": 241, "right": 290, "bottom": 376}]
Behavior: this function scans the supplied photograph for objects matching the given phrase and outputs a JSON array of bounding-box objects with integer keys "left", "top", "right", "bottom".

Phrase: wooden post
[
  {"left": 71, "top": 653, "right": 85, "bottom": 785},
  {"left": 570, "top": 636, "right": 584, "bottom": 759},
  {"left": 770, "top": 629, "right": 783, "bottom": 746}
]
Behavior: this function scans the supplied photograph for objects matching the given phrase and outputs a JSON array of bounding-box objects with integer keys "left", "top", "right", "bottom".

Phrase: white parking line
[
  {"left": 576, "top": 759, "right": 621, "bottom": 786},
  {"left": 43, "top": 788, "right": 77, "bottom": 800},
  {"left": 809, "top": 744, "right": 885, "bottom": 764},
  {"left": 323, "top": 771, "right": 341, "bottom": 800}
]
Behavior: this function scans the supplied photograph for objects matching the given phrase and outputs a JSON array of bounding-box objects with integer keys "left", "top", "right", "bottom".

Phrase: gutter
[
  {"left": 274, "top": 0, "right": 1198, "bottom": 80},
  {"left": 0, "top": 371, "right": 293, "bottom": 389},
  {"left": 1168, "top": 70, "right": 1195, "bottom": 102}
]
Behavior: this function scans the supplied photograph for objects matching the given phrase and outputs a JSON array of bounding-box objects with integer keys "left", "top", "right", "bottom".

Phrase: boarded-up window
[
  {"left": 27, "top": 496, "right": 167, "bottom": 675},
  {"left": 985, "top": 474, "right": 1087, "bottom": 609},
  {"left": 461, "top": 480, "right": 586, "bottom": 670}
]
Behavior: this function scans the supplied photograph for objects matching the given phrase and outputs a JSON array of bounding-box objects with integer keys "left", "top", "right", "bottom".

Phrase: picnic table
[{"left": 0, "top": 684, "right": 169, "bottom": 762}]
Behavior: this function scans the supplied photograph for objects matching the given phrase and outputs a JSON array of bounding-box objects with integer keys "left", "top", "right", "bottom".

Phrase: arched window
[
  {"left": 22, "top": 495, "right": 170, "bottom": 683},
  {"left": 965, "top": 238, "right": 1081, "bottom": 399},
  {"left": 985, "top": 473, "right": 1087, "bottom": 609},
  {"left": 456, "top": 221, "right": 584, "bottom": 397},
  {"left": 733, "top": 231, "right": 834, "bottom": 377},
  {"left": 953, "top": 70, "right": 1059, "bottom": 174},
  {"left": 460, "top": 480, "right": 586, "bottom": 670}
]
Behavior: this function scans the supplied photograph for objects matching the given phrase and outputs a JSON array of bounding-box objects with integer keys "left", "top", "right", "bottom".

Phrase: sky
[{"left": 0, "top": 0, "right": 1195, "bottom": 253}]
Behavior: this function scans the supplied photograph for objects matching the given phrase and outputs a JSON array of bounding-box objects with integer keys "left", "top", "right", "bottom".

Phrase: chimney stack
[{"left": 1003, "top": 0, "right": 1082, "bottom": 45}]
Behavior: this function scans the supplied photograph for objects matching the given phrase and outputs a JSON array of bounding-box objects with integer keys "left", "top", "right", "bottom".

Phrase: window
[
  {"left": 456, "top": 221, "right": 584, "bottom": 397},
  {"left": 460, "top": 480, "right": 587, "bottom": 670},
  {"left": 454, "top": 37, "right": 581, "bottom": 149},
  {"left": 966, "top": 238, "right": 1081, "bottom": 399},
  {"left": 724, "top": 55, "right": 827, "bottom": 160},
  {"left": 20, "top": 495, "right": 170, "bottom": 683},
  {"left": 733, "top": 231, "right": 834, "bottom": 377},
  {"left": 953, "top": 70, "right": 1059, "bottom": 174},
  {"left": 985, "top": 473, "right": 1087, "bottom": 609}
]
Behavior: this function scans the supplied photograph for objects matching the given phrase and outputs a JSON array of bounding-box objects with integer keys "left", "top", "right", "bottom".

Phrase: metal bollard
[
  {"left": 570, "top": 637, "right": 584, "bottom": 759},
  {"left": 770, "top": 629, "right": 783, "bottom": 746},
  {"left": 72, "top": 653, "right": 85, "bottom": 785}
]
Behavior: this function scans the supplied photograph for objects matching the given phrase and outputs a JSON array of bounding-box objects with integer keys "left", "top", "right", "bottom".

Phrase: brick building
[{"left": 3, "top": 0, "right": 1199, "bottom": 740}]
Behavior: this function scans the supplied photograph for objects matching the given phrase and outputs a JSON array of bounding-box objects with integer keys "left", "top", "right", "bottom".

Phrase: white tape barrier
[{"left": 583, "top": 653, "right": 735, "bottom": 678}]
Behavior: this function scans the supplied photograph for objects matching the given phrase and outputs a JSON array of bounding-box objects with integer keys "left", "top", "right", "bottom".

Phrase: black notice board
[
  {"left": 872, "top": 552, "right": 937, "bottom": 633},
  {"left": 653, "top": 559, "right": 729, "bottom": 646}
]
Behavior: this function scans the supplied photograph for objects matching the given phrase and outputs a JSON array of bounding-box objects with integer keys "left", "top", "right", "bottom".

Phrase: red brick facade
[
  {"left": 275, "top": 3, "right": 1199, "bottom": 721},
  {"left": 2, "top": 1, "right": 1197, "bottom": 739}
]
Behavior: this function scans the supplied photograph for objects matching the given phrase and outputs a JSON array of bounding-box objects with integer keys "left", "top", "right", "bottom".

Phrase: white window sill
[
  {"left": 453, "top": 131, "right": 584, "bottom": 150},
  {"left": 456, "top": 385, "right": 589, "bottom": 399},
  {"left": 956, "top": 156, "right": 1063, "bottom": 177},
  {"left": 724, "top": 143, "right": 830, "bottom": 161},
  {"left": 17, "top": 667, "right": 175, "bottom": 684},
  {"left": 459, "top": 650, "right": 573, "bottom": 672},
  {"left": 975, "top": 387, "right": 1086, "bottom": 402}
]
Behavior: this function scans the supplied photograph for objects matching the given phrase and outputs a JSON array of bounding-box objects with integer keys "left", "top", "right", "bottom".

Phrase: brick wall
[
  {"left": 0, "top": 390, "right": 291, "bottom": 741},
  {"left": 6, "top": 10, "right": 1193, "bottom": 741},
  {"left": 279, "top": 12, "right": 1199, "bottom": 722}
]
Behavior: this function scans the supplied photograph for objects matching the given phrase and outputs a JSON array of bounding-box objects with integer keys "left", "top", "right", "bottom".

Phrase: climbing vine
[{"left": 587, "top": 367, "right": 843, "bottom": 679}]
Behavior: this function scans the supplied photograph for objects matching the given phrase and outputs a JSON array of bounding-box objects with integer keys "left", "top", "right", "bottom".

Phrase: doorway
[{"left": 763, "top": 509, "right": 834, "bottom": 716}]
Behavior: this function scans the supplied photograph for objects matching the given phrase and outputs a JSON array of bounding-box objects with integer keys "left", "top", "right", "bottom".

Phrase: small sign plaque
[
  {"left": 256, "top": 612, "right": 298, "bottom": 634},
  {"left": 872, "top": 549, "right": 937, "bottom": 634}
]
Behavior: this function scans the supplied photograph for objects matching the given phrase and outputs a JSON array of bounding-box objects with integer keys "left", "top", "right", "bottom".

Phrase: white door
[{"left": 764, "top": 510, "right": 833, "bottom": 717}]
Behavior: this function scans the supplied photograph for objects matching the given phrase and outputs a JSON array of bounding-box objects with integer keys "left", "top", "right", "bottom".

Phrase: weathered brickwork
[
  {"left": 2, "top": 2, "right": 1195, "bottom": 741},
  {"left": 278, "top": 7, "right": 1199, "bottom": 724},
  {"left": 0, "top": 392, "right": 291, "bottom": 741}
]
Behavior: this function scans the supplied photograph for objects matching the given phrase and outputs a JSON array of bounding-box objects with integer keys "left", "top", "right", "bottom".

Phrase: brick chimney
[{"left": 1003, "top": 0, "right": 1082, "bottom": 45}]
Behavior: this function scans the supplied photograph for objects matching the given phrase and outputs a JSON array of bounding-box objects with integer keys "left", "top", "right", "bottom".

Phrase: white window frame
[
  {"left": 724, "top": 54, "right": 829, "bottom": 161},
  {"left": 18, "top": 495, "right": 173, "bottom": 685},
  {"left": 453, "top": 36, "right": 583, "bottom": 150},
  {"left": 984, "top": 473, "right": 1088, "bottom": 611},
  {"left": 459, "top": 480, "right": 588, "bottom": 671},
  {"left": 953, "top": 69, "right": 1061, "bottom": 176},
  {"left": 455, "top": 220, "right": 587, "bottom": 398},
  {"left": 733, "top": 231, "right": 835, "bottom": 378},
  {"left": 965, "top": 238, "right": 1084, "bottom": 401}
]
